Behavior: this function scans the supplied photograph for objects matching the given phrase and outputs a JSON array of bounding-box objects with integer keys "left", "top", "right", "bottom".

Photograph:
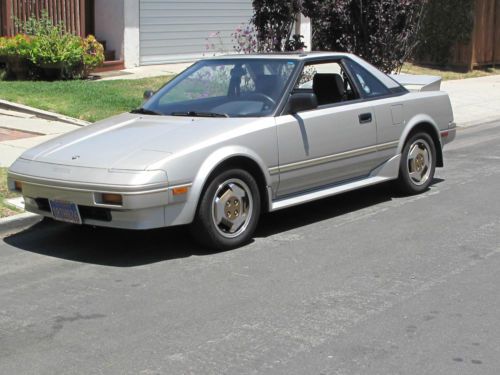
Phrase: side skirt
[{"left": 270, "top": 154, "right": 401, "bottom": 212}]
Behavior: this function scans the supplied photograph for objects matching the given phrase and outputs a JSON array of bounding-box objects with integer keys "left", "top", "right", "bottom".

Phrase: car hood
[{"left": 20, "top": 113, "right": 264, "bottom": 171}]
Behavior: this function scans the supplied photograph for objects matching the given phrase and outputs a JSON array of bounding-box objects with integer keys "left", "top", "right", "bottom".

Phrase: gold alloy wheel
[
  {"left": 211, "top": 178, "right": 253, "bottom": 238},
  {"left": 407, "top": 138, "right": 432, "bottom": 186}
]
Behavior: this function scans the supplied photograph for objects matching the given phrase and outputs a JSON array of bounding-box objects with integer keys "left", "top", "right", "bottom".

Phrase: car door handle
[{"left": 359, "top": 113, "right": 372, "bottom": 124}]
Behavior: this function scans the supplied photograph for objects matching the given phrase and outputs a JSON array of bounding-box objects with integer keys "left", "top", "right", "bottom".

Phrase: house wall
[
  {"left": 138, "top": 0, "right": 254, "bottom": 65},
  {"left": 119, "top": 0, "right": 311, "bottom": 67},
  {"left": 124, "top": 0, "right": 140, "bottom": 68},
  {"left": 299, "top": 15, "right": 312, "bottom": 52},
  {"left": 94, "top": 0, "right": 125, "bottom": 61}
]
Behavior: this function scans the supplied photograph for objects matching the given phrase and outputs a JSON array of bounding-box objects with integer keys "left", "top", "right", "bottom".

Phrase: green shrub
[
  {"left": 5, "top": 11, "right": 104, "bottom": 80},
  {"left": 252, "top": 0, "right": 302, "bottom": 52},
  {"left": 15, "top": 10, "right": 64, "bottom": 37},
  {"left": 30, "top": 32, "right": 82, "bottom": 66},
  {"left": 416, "top": 0, "right": 474, "bottom": 65},
  {"left": 302, "top": 0, "right": 426, "bottom": 73},
  {"left": 0, "top": 37, "right": 7, "bottom": 57}
]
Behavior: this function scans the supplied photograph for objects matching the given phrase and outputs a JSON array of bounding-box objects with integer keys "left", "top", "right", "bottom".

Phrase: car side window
[
  {"left": 295, "top": 61, "right": 358, "bottom": 106},
  {"left": 343, "top": 59, "right": 390, "bottom": 98}
]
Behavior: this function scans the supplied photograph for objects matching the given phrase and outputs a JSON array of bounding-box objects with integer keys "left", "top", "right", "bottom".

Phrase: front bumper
[{"left": 8, "top": 169, "right": 191, "bottom": 230}]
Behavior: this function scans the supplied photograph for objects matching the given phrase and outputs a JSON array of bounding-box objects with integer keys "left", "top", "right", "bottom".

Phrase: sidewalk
[
  {"left": 95, "top": 62, "right": 192, "bottom": 81},
  {"left": 0, "top": 110, "right": 81, "bottom": 167},
  {"left": 441, "top": 74, "right": 500, "bottom": 127}
]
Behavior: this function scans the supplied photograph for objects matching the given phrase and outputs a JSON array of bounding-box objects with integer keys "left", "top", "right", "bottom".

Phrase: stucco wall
[
  {"left": 124, "top": 0, "right": 140, "bottom": 68},
  {"left": 94, "top": 0, "right": 125, "bottom": 61},
  {"left": 299, "top": 15, "right": 312, "bottom": 52}
]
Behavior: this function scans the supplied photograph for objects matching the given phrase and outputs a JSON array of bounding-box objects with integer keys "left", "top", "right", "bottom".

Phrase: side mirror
[
  {"left": 143, "top": 90, "right": 155, "bottom": 100},
  {"left": 287, "top": 92, "right": 318, "bottom": 114}
]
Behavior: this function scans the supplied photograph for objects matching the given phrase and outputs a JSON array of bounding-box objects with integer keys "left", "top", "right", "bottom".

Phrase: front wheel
[
  {"left": 191, "top": 169, "right": 261, "bottom": 250},
  {"left": 396, "top": 132, "right": 436, "bottom": 194}
]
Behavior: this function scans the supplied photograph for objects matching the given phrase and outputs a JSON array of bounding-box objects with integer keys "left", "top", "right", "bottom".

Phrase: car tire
[
  {"left": 191, "top": 168, "right": 261, "bottom": 250},
  {"left": 396, "top": 132, "right": 436, "bottom": 194}
]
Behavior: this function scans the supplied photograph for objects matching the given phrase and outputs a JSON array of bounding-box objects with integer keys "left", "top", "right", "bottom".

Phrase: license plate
[{"left": 49, "top": 200, "right": 82, "bottom": 225}]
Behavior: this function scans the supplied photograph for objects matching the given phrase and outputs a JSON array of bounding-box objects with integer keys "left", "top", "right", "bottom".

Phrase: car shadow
[
  {"left": 4, "top": 220, "right": 211, "bottom": 267},
  {"left": 256, "top": 183, "right": 392, "bottom": 238},
  {"left": 4, "top": 179, "right": 444, "bottom": 267}
]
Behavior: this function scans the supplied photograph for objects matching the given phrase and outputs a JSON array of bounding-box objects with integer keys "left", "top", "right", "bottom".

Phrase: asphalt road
[{"left": 1, "top": 122, "right": 499, "bottom": 375}]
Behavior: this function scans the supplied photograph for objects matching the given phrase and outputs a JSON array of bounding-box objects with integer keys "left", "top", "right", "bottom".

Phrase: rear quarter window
[{"left": 344, "top": 59, "right": 391, "bottom": 98}]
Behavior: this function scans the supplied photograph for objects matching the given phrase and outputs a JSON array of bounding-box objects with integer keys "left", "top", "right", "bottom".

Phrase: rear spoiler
[{"left": 389, "top": 74, "right": 442, "bottom": 92}]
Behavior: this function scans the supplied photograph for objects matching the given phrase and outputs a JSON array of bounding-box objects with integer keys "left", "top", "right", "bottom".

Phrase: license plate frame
[{"left": 48, "top": 199, "right": 82, "bottom": 225}]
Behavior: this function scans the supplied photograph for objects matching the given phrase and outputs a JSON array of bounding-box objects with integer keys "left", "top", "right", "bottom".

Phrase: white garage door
[{"left": 139, "top": 0, "right": 254, "bottom": 65}]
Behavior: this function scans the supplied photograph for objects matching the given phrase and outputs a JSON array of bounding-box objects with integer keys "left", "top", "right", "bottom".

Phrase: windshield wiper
[
  {"left": 131, "top": 108, "right": 163, "bottom": 116},
  {"left": 169, "top": 111, "right": 229, "bottom": 118}
]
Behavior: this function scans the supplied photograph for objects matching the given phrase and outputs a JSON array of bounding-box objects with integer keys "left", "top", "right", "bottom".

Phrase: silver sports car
[{"left": 8, "top": 53, "right": 455, "bottom": 249}]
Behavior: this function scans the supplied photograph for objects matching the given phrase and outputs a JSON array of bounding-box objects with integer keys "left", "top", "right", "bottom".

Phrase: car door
[
  {"left": 342, "top": 58, "right": 407, "bottom": 163},
  {"left": 275, "top": 59, "right": 383, "bottom": 197}
]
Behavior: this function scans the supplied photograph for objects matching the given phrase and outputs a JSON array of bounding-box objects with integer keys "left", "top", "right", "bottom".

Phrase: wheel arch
[
  {"left": 185, "top": 147, "right": 273, "bottom": 224},
  {"left": 399, "top": 115, "right": 443, "bottom": 167}
]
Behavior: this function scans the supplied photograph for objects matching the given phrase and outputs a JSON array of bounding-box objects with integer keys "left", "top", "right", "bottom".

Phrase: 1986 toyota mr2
[{"left": 8, "top": 53, "right": 455, "bottom": 249}]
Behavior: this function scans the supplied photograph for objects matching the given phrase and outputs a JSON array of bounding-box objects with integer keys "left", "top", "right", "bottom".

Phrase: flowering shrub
[
  {"left": 3, "top": 34, "right": 33, "bottom": 59},
  {"left": 231, "top": 23, "right": 304, "bottom": 54},
  {"left": 83, "top": 35, "right": 105, "bottom": 71},
  {"left": 204, "top": 32, "right": 227, "bottom": 56},
  {"left": 232, "top": 24, "right": 259, "bottom": 54}
]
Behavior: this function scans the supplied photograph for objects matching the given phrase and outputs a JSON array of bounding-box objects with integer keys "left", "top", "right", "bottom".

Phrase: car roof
[
  {"left": 203, "top": 51, "right": 353, "bottom": 61},
  {"left": 201, "top": 52, "right": 401, "bottom": 89}
]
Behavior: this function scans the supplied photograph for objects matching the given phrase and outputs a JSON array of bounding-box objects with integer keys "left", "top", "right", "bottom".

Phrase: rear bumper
[{"left": 441, "top": 122, "right": 457, "bottom": 145}]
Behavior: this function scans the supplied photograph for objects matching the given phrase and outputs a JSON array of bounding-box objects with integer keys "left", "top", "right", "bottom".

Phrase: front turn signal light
[
  {"left": 172, "top": 186, "right": 189, "bottom": 196},
  {"left": 14, "top": 180, "right": 23, "bottom": 192},
  {"left": 101, "top": 193, "right": 123, "bottom": 205}
]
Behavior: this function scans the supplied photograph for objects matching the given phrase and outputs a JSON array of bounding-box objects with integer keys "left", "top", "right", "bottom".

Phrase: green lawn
[
  {"left": 401, "top": 63, "right": 500, "bottom": 81},
  {"left": 0, "top": 168, "right": 21, "bottom": 218},
  {"left": 0, "top": 75, "right": 173, "bottom": 123}
]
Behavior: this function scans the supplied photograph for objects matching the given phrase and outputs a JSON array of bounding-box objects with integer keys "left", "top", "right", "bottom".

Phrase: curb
[
  {"left": 0, "top": 99, "right": 90, "bottom": 127},
  {"left": 455, "top": 117, "right": 500, "bottom": 128},
  {"left": 0, "top": 212, "right": 42, "bottom": 237}
]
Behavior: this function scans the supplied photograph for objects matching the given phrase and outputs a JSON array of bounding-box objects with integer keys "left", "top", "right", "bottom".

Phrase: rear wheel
[
  {"left": 397, "top": 132, "right": 436, "bottom": 194},
  {"left": 191, "top": 169, "right": 261, "bottom": 250}
]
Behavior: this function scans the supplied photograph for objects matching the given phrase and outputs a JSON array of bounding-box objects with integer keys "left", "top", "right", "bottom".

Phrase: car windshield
[{"left": 141, "top": 58, "right": 298, "bottom": 117}]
